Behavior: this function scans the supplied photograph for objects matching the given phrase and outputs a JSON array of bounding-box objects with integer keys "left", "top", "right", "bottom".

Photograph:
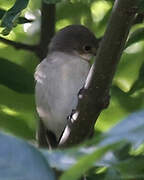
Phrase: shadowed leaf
[
  {"left": 125, "top": 28, "right": 144, "bottom": 48},
  {"left": 128, "top": 63, "right": 144, "bottom": 95},
  {"left": 0, "top": 0, "right": 29, "bottom": 35},
  {"left": 44, "top": 0, "right": 61, "bottom": 4},
  {"left": 0, "top": 58, "right": 34, "bottom": 94},
  {"left": 0, "top": 8, "right": 33, "bottom": 24}
]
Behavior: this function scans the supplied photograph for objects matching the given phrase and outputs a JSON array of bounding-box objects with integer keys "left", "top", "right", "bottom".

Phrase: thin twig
[
  {"left": 38, "top": 2, "right": 56, "bottom": 60},
  {"left": 37, "top": 2, "right": 56, "bottom": 147},
  {"left": 0, "top": 36, "right": 40, "bottom": 56}
]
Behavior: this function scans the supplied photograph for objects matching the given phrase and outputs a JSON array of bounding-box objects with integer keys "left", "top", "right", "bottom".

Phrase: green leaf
[
  {"left": 128, "top": 63, "right": 144, "bottom": 95},
  {"left": 0, "top": 8, "right": 33, "bottom": 24},
  {"left": 0, "top": 85, "right": 36, "bottom": 139},
  {"left": 0, "top": 0, "right": 29, "bottom": 35},
  {"left": 0, "top": 132, "right": 55, "bottom": 180},
  {"left": 0, "top": 58, "right": 34, "bottom": 94},
  {"left": 113, "top": 143, "right": 131, "bottom": 160},
  {"left": 60, "top": 143, "right": 122, "bottom": 180},
  {"left": 115, "top": 156, "right": 144, "bottom": 179},
  {"left": 104, "top": 168, "right": 121, "bottom": 180},
  {"left": 43, "top": 0, "right": 61, "bottom": 4},
  {"left": 125, "top": 28, "right": 144, "bottom": 48},
  {"left": 0, "top": 113, "right": 35, "bottom": 139},
  {"left": 0, "top": 8, "right": 5, "bottom": 19},
  {"left": 42, "top": 111, "right": 144, "bottom": 172},
  {"left": 39, "top": 111, "right": 144, "bottom": 179},
  {"left": 138, "top": 0, "right": 144, "bottom": 13}
]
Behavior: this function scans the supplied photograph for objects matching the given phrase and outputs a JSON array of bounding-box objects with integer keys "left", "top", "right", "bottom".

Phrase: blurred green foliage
[
  {"left": 0, "top": 0, "right": 144, "bottom": 179},
  {"left": 1, "top": 111, "right": 144, "bottom": 180}
]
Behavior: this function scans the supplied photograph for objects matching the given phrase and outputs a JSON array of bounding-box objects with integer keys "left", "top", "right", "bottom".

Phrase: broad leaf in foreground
[{"left": 0, "top": 132, "right": 55, "bottom": 180}]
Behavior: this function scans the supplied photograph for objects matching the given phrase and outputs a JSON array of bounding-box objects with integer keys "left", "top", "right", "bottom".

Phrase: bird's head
[{"left": 49, "top": 25, "right": 101, "bottom": 61}]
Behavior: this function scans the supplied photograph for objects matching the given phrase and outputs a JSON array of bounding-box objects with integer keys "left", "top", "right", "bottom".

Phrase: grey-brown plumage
[
  {"left": 49, "top": 25, "right": 99, "bottom": 54},
  {"left": 35, "top": 25, "right": 100, "bottom": 148}
]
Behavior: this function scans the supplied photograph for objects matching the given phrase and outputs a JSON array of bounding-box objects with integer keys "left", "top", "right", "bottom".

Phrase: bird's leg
[
  {"left": 37, "top": 118, "right": 50, "bottom": 147},
  {"left": 37, "top": 118, "right": 58, "bottom": 149}
]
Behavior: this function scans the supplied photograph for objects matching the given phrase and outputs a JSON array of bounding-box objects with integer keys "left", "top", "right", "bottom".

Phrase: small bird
[{"left": 35, "top": 25, "right": 100, "bottom": 148}]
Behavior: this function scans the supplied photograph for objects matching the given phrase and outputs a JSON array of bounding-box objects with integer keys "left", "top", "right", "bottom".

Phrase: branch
[
  {"left": 60, "top": 0, "right": 139, "bottom": 147},
  {"left": 37, "top": 2, "right": 56, "bottom": 147},
  {"left": 38, "top": 2, "right": 56, "bottom": 60},
  {"left": 0, "top": 36, "right": 39, "bottom": 55}
]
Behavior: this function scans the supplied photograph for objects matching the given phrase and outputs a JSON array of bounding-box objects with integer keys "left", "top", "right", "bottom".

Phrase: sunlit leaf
[
  {"left": 95, "top": 8, "right": 112, "bottom": 37},
  {"left": 0, "top": 112, "right": 35, "bottom": 139},
  {"left": 0, "top": 8, "right": 33, "bottom": 24},
  {"left": 128, "top": 63, "right": 144, "bottom": 95},
  {"left": 0, "top": 0, "right": 29, "bottom": 35},
  {"left": 114, "top": 52, "right": 143, "bottom": 92},
  {"left": 0, "top": 58, "right": 34, "bottom": 94},
  {"left": 125, "top": 28, "right": 144, "bottom": 48},
  {"left": 0, "top": 132, "right": 55, "bottom": 180},
  {"left": 0, "top": 85, "right": 36, "bottom": 139},
  {"left": 111, "top": 86, "right": 142, "bottom": 112}
]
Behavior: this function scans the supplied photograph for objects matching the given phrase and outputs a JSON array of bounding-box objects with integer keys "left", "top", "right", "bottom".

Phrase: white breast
[{"left": 35, "top": 52, "right": 90, "bottom": 140}]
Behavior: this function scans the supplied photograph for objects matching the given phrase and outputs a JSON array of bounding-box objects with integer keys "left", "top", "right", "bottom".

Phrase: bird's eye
[{"left": 83, "top": 45, "right": 92, "bottom": 52}]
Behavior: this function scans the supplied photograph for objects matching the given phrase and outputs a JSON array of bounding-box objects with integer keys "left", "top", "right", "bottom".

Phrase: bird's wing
[
  {"left": 35, "top": 57, "right": 64, "bottom": 148},
  {"left": 35, "top": 52, "right": 90, "bottom": 147}
]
